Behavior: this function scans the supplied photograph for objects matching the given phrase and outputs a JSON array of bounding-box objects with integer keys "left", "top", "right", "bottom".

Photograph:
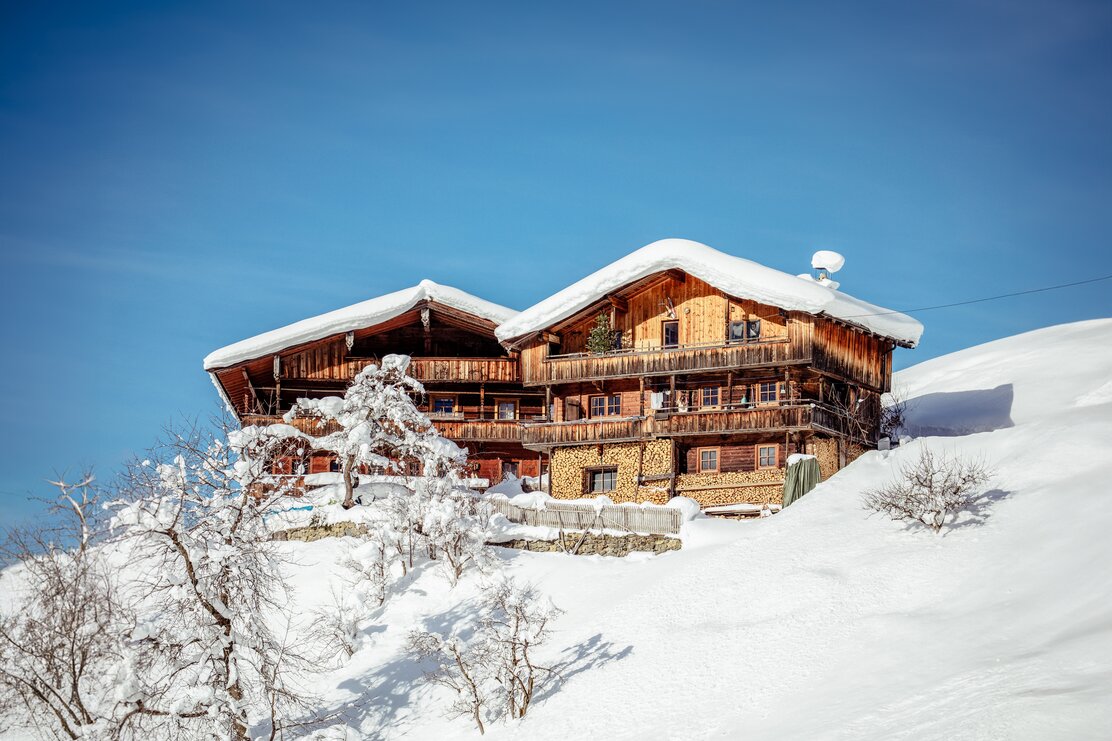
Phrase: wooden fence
[{"left": 488, "top": 497, "right": 683, "bottom": 535}]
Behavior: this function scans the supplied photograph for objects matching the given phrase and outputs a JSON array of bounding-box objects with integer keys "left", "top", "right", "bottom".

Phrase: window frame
[
  {"left": 662, "top": 319, "right": 680, "bottom": 349},
  {"left": 494, "top": 398, "right": 518, "bottom": 421},
  {"left": 430, "top": 394, "right": 459, "bottom": 417},
  {"left": 700, "top": 386, "right": 720, "bottom": 408},
  {"left": 697, "top": 446, "right": 720, "bottom": 473},
  {"left": 756, "top": 444, "right": 778, "bottom": 469},
  {"left": 757, "top": 381, "right": 779, "bottom": 405},
  {"left": 728, "top": 319, "right": 761, "bottom": 344},
  {"left": 588, "top": 393, "right": 622, "bottom": 418},
  {"left": 584, "top": 466, "right": 619, "bottom": 494}
]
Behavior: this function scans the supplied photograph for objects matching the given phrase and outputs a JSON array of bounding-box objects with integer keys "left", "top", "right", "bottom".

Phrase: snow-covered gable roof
[
  {"left": 204, "top": 280, "right": 518, "bottom": 370},
  {"left": 495, "top": 239, "right": 923, "bottom": 347}
]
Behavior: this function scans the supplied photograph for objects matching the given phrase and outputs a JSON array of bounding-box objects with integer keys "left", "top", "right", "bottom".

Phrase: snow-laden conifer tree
[{"left": 288, "top": 355, "right": 438, "bottom": 510}]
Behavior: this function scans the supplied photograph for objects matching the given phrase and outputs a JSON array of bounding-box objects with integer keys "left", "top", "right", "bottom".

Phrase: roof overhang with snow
[
  {"left": 494, "top": 239, "right": 923, "bottom": 348},
  {"left": 204, "top": 279, "right": 518, "bottom": 371}
]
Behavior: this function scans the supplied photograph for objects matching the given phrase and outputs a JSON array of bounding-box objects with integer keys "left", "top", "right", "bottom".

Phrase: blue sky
[{"left": 2, "top": 1, "right": 1110, "bottom": 528}]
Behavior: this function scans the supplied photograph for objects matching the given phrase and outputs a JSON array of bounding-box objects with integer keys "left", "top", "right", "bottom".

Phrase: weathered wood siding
[
  {"left": 558, "top": 274, "right": 791, "bottom": 352},
  {"left": 811, "top": 318, "right": 891, "bottom": 392},
  {"left": 278, "top": 345, "right": 518, "bottom": 384}
]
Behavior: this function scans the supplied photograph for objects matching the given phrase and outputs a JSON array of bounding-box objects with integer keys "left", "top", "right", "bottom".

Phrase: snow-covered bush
[
  {"left": 409, "top": 578, "right": 563, "bottom": 734},
  {"left": 107, "top": 421, "right": 311, "bottom": 740},
  {"left": 0, "top": 475, "right": 128, "bottom": 740},
  {"left": 862, "top": 448, "right": 992, "bottom": 533}
]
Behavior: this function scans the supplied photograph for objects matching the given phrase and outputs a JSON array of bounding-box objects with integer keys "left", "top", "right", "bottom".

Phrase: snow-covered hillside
[{"left": 284, "top": 319, "right": 1112, "bottom": 740}]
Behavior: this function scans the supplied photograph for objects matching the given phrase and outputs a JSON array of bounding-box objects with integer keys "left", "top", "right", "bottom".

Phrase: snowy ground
[{"left": 280, "top": 319, "right": 1112, "bottom": 740}]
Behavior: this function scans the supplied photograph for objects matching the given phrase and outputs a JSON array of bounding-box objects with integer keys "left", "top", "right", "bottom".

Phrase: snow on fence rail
[{"left": 488, "top": 498, "right": 683, "bottom": 535}]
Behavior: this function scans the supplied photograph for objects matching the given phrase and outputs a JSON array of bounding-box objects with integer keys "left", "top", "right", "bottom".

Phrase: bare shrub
[
  {"left": 862, "top": 448, "right": 992, "bottom": 532},
  {"left": 408, "top": 631, "right": 495, "bottom": 735},
  {"left": 408, "top": 578, "right": 562, "bottom": 734},
  {"left": 0, "top": 474, "right": 127, "bottom": 740}
]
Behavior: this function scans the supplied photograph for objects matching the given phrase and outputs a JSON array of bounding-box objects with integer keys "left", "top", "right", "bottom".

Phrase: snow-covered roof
[
  {"left": 495, "top": 239, "right": 923, "bottom": 347},
  {"left": 204, "top": 280, "right": 518, "bottom": 370}
]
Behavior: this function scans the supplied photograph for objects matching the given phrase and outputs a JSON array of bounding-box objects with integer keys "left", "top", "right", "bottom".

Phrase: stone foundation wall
[
  {"left": 550, "top": 440, "right": 672, "bottom": 505},
  {"left": 271, "top": 522, "right": 368, "bottom": 542},
  {"left": 676, "top": 469, "right": 785, "bottom": 508},
  {"left": 494, "top": 532, "right": 681, "bottom": 557}
]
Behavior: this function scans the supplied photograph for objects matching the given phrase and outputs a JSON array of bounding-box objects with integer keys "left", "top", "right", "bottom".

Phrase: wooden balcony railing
[
  {"left": 282, "top": 356, "right": 520, "bottom": 384},
  {"left": 531, "top": 339, "right": 808, "bottom": 385},
  {"left": 651, "top": 404, "right": 814, "bottom": 437},
  {"left": 241, "top": 414, "right": 342, "bottom": 435},
  {"left": 242, "top": 414, "right": 525, "bottom": 444},
  {"left": 520, "top": 402, "right": 863, "bottom": 449},
  {"left": 432, "top": 419, "right": 525, "bottom": 443},
  {"left": 408, "top": 357, "right": 519, "bottom": 383},
  {"left": 521, "top": 417, "right": 649, "bottom": 449}
]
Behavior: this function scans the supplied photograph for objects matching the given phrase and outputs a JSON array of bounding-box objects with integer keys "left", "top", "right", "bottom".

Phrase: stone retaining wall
[{"left": 492, "top": 532, "right": 681, "bottom": 557}]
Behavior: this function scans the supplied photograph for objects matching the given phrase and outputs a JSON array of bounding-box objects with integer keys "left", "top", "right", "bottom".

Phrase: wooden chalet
[
  {"left": 495, "top": 239, "right": 923, "bottom": 510},
  {"left": 205, "top": 280, "right": 545, "bottom": 486},
  {"left": 204, "top": 240, "right": 921, "bottom": 511}
]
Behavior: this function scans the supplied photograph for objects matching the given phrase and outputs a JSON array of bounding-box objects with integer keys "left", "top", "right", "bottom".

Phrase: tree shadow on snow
[
  {"left": 893, "top": 488, "right": 1014, "bottom": 536},
  {"left": 903, "top": 384, "right": 1015, "bottom": 438},
  {"left": 536, "top": 633, "right": 633, "bottom": 703}
]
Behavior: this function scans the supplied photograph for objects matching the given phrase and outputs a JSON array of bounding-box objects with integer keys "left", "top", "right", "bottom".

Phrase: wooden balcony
[
  {"left": 529, "top": 338, "right": 808, "bottom": 386},
  {"left": 432, "top": 419, "right": 525, "bottom": 443},
  {"left": 242, "top": 414, "right": 525, "bottom": 445},
  {"left": 281, "top": 356, "right": 519, "bottom": 384},
  {"left": 520, "top": 403, "right": 860, "bottom": 450},
  {"left": 521, "top": 417, "right": 650, "bottom": 450},
  {"left": 241, "top": 414, "right": 341, "bottom": 435},
  {"left": 652, "top": 404, "right": 815, "bottom": 437}
]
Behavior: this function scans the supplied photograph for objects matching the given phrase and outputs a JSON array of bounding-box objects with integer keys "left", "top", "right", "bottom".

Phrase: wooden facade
[
  {"left": 210, "top": 298, "right": 542, "bottom": 486},
  {"left": 502, "top": 266, "right": 905, "bottom": 509}
]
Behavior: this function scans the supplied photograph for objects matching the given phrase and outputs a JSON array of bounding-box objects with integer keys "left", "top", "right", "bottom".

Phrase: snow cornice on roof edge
[
  {"left": 494, "top": 238, "right": 923, "bottom": 348},
  {"left": 203, "top": 279, "right": 519, "bottom": 371}
]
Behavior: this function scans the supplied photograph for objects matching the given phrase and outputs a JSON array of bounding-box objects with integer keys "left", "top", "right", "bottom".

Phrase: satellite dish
[{"left": 811, "top": 250, "right": 845, "bottom": 274}]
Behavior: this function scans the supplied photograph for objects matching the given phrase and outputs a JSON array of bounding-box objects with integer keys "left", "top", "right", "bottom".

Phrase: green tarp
[{"left": 782, "top": 456, "right": 822, "bottom": 508}]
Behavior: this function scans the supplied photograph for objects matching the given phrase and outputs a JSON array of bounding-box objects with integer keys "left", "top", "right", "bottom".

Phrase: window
[
  {"left": 698, "top": 447, "right": 719, "bottom": 473},
  {"left": 431, "top": 396, "right": 456, "bottom": 416},
  {"left": 612, "top": 330, "right": 623, "bottom": 350},
  {"left": 662, "top": 320, "right": 679, "bottom": 348},
  {"left": 589, "top": 393, "right": 621, "bottom": 418},
  {"left": 587, "top": 467, "right": 618, "bottom": 493},
  {"left": 496, "top": 399, "right": 517, "bottom": 420},
  {"left": 729, "top": 319, "right": 761, "bottom": 343},
  {"left": 501, "top": 461, "right": 519, "bottom": 479},
  {"left": 701, "top": 386, "right": 720, "bottom": 408},
  {"left": 758, "top": 382, "right": 779, "bottom": 404},
  {"left": 757, "top": 445, "right": 778, "bottom": 469}
]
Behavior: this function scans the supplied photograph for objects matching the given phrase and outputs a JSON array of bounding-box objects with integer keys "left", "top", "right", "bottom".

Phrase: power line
[{"left": 843, "top": 273, "right": 1112, "bottom": 318}]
